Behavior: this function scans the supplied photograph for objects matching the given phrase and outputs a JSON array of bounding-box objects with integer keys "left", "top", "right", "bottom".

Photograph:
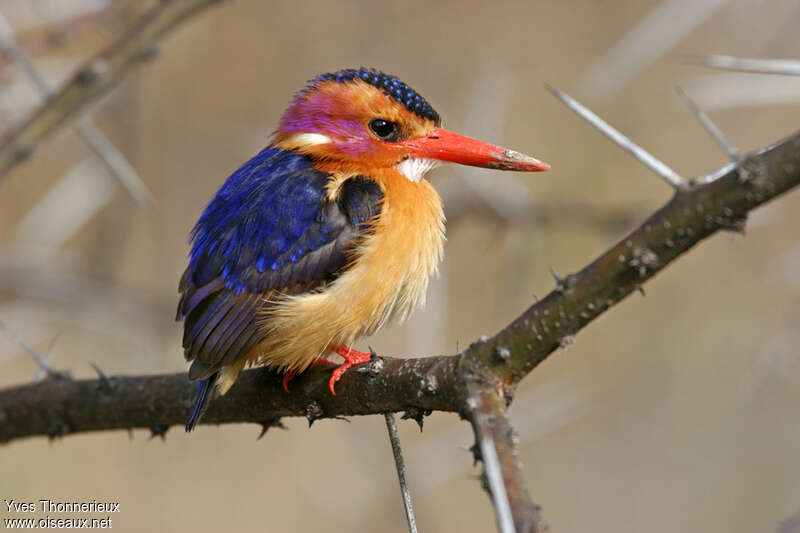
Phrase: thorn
[
  {"left": 469, "top": 335, "right": 490, "bottom": 352},
  {"left": 637, "top": 285, "right": 646, "bottom": 297},
  {"left": 550, "top": 268, "right": 577, "bottom": 293},
  {"left": 47, "top": 420, "right": 71, "bottom": 441},
  {"left": 722, "top": 216, "right": 748, "bottom": 234},
  {"left": 546, "top": 84, "right": 686, "bottom": 189},
  {"left": 401, "top": 407, "right": 432, "bottom": 432},
  {"left": 365, "top": 347, "right": 384, "bottom": 376},
  {"left": 549, "top": 267, "right": 563, "bottom": 287},
  {"left": 0, "top": 321, "right": 69, "bottom": 380},
  {"left": 89, "top": 362, "right": 114, "bottom": 394},
  {"left": 75, "top": 58, "right": 107, "bottom": 86},
  {"left": 468, "top": 442, "right": 482, "bottom": 465},
  {"left": 149, "top": 424, "right": 169, "bottom": 441},
  {"left": 305, "top": 402, "right": 324, "bottom": 427},
  {"left": 675, "top": 87, "right": 740, "bottom": 162},
  {"left": 686, "top": 54, "right": 800, "bottom": 76},
  {"left": 33, "top": 332, "right": 61, "bottom": 382},
  {"left": 548, "top": 267, "right": 565, "bottom": 290},
  {"left": 475, "top": 471, "right": 490, "bottom": 494},
  {"left": 533, "top": 293, "right": 540, "bottom": 303},
  {"left": 256, "top": 419, "right": 286, "bottom": 440},
  {"left": 455, "top": 340, "right": 462, "bottom": 355}
]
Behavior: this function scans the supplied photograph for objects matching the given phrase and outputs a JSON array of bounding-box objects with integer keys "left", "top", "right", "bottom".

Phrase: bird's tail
[{"left": 185, "top": 373, "right": 217, "bottom": 432}]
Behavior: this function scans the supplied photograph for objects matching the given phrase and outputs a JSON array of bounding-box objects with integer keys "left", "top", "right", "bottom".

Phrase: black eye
[{"left": 369, "top": 118, "right": 397, "bottom": 140}]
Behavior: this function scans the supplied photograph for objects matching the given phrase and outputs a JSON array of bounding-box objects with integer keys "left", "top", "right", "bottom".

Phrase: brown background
[{"left": 1, "top": 0, "right": 799, "bottom": 531}]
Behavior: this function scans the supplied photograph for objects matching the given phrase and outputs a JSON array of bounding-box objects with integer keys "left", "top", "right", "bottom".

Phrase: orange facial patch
[{"left": 274, "top": 80, "right": 438, "bottom": 172}]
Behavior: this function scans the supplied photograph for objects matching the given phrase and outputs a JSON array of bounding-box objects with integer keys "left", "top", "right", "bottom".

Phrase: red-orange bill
[{"left": 395, "top": 127, "right": 550, "bottom": 172}]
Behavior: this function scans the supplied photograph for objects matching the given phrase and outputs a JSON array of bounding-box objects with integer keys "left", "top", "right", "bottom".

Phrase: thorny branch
[
  {"left": 0, "top": 21, "right": 799, "bottom": 526},
  {"left": 0, "top": 0, "right": 227, "bottom": 180}
]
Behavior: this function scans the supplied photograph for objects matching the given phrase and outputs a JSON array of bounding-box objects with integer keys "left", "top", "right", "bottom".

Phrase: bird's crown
[{"left": 306, "top": 68, "right": 440, "bottom": 124}]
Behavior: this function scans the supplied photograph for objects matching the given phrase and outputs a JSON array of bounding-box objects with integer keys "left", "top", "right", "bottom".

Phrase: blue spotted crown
[{"left": 308, "top": 68, "right": 441, "bottom": 124}]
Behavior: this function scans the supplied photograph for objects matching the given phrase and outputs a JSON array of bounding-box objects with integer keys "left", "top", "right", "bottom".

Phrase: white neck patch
[{"left": 394, "top": 157, "right": 441, "bottom": 183}]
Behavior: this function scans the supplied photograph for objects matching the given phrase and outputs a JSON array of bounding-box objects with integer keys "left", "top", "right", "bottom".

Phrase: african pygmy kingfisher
[{"left": 178, "top": 68, "right": 549, "bottom": 430}]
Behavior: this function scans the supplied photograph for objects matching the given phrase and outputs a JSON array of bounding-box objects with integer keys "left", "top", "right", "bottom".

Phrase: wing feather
[{"left": 178, "top": 148, "right": 383, "bottom": 378}]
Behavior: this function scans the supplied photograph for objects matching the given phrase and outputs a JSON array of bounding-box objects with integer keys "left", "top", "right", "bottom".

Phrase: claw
[
  {"left": 328, "top": 345, "right": 381, "bottom": 395},
  {"left": 282, "top": 370, "right": 298, "bottom": 393}
]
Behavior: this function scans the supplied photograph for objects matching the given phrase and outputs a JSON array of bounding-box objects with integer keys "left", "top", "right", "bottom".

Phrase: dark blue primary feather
[
  {"left": 177, "top": 147, "right": 383, "bottom": 380},
  {"left": 185, "top": 374, "right": 216, "bottom": 432}
]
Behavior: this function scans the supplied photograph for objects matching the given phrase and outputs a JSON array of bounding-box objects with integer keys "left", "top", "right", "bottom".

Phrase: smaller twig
[
  {"left": 384, "top": 413, "right": 418, "bottom": 533},
  {"left": 76, "top": 117, "right": 154, "bottom": 206},
  {"left": 0, "top": 321, "right": 64, "bottom": 379},
  {"left": 479, "top": 435, "right": 515, "bottom": 533},
  {"left": 687, "top": 54, "right": 800, "bottom": 76},
  {"left": 546, "top": 85, "right": 686, "bottom": 189},
  {"left": 675, "top": 86, "right": 740, "bottom": 161},
  {"left": 0, "top": 10, "right": 153, "bottom": 206},
  {"left": 0, "top": 0, "right": 226, "bottom": 181}
]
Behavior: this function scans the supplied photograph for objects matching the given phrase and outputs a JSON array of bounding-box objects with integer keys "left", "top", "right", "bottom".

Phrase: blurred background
[{"left": 0, "top": 0, "right": 799, "bottom": 531}]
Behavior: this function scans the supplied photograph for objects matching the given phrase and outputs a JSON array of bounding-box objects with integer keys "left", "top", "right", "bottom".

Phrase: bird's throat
[{"left": 394, "top": 157, "right": 441, "bottom": 183}]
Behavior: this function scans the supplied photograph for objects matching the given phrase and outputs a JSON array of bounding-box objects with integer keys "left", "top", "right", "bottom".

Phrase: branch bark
[{"left": 0, "top": 0, "right": 227, "bottom": 179}]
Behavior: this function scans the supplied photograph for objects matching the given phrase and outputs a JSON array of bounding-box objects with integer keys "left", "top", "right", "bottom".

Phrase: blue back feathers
[
  {"left": 187, "top": 147, "right": 384, "bottom": 298},
  {"left": 189, "top": 148, "right": 331, "bottom": 293},
  {"left": 309, "top": 68, "right": 441, "bottom": 125}
]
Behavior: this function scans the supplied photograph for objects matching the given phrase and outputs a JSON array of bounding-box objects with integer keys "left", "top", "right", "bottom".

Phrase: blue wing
[{"left": 177, "top": 147, "right": 383, "bottom": 379}]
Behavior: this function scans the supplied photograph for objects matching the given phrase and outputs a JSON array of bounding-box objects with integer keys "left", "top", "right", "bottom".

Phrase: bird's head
[{"left": 273, "top": 68, "right": 549, "bottom": 181}]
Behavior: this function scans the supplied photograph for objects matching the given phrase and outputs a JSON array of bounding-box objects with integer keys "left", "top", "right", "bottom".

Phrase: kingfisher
[{"left": 178, "top": 68, "right": 549, "bottom": 431}]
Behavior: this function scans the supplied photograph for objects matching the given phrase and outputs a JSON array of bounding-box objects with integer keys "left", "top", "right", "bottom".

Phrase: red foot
[
  {"left": 328, "top": 345, "right": 382, "bottom": 395},
  {"left": 282, "top": 359, "right": 336, "bottom": 393}
]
